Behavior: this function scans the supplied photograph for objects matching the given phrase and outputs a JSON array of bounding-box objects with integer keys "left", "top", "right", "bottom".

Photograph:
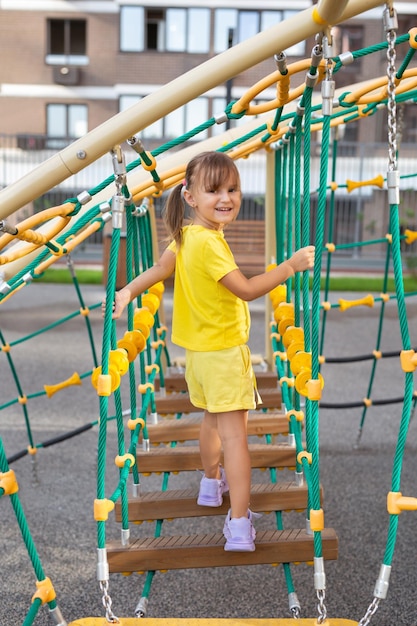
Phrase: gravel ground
[{"left": 1, "top": 281, "right": 417, "bottom": 626}]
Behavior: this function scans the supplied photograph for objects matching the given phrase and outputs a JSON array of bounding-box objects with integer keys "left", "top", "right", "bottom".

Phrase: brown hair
[{"left": 163, "top": 151, "right": 241, "bottom": 247}]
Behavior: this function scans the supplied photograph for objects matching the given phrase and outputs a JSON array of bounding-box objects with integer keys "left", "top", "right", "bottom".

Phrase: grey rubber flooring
[{"left": 1, "top": 282, "right": 417, "bottom": 626}]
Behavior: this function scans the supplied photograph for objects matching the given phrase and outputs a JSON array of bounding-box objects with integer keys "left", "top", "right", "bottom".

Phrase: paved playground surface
[{"left": 1, "top": 282, "right": 417, "bottom": 626}]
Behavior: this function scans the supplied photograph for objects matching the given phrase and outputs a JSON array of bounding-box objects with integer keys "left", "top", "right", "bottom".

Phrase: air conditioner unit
[{"left": 53, "top": 66, "right": 80, "bottom": 86}]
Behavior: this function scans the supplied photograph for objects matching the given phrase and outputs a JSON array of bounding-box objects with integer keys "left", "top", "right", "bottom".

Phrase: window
[
  {"left": 119, "top": 95, "right": 208, "bottom": 141},
  {"left": 215, "top": 9, "right": 305, "bottom": 55},
  {"left": 46, "top": 19, "right": 88, "bottom": 65},
  {"left": 120, "top": 6, "right": 209, "bottom": 53},
  {"left": 46, "top": 104, "right": 88, "bottom": 148},
  {"left": 120, "top": 6, "right": 144, "bottom": 52}
]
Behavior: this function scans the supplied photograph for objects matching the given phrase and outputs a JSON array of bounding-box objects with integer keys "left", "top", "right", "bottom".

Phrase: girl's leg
[
  {"left": 199, "top": 410, "right": 222, "bottom": 479},
  {"left": 217, "top": 409, "right": 250, "bottom": 519}
]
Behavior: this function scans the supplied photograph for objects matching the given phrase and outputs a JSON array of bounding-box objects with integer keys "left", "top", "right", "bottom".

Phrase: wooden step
[
  {"left": 143, "top": 412, "right": 291, "bottom": 444},
  {"left": 115, "top": 481, "right": 316, "bottom": 522},
  {"left": 154, "top": 369, "right": 279, "bottom": 393},
  {"left": 136, "top": 443, "right": 295, "bottom": 474},
  {"left": 155, "top": 387, "right": 281, "bottom": 415},
  {"left": 106, "top": 527, "right": 338, "bottom": 572}
]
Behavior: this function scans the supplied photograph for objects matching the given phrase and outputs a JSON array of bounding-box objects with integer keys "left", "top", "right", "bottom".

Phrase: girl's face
[{"left": 184, "top": 174, "right": 241, "bottom": 230}]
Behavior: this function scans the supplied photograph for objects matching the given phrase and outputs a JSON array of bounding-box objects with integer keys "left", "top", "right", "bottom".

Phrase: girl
[{"left": 107, "top": 151, "right": 315, "bottom": 551}]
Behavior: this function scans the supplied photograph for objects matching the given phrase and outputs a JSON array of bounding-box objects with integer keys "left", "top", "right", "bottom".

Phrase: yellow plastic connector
[
  {"left": 310, "top": 508, "right": 324, "bottom": 532},
  {"left": 286, "top": 409, "right": 304, "bottom": 423},
  {"left": 400, "top": 349, "right": 417, "bottom": 373},
  {"left": 408, "top": 27, "right": 417, "bottom": 49},
  {"left": 151, "top": 339, "right": 165, "bottom": 350},
  {"left": 115, "top": 453, "right": 135, "bottom": 469},
  {"left": 142, "top": 292, "right": 160, "bottom": 315},
  {"left": 79, "top": 306, "right": 90, "bottom": 317},
  {"left": 27, "top": 446, "right": 37, "bottom": 456},
  {"left": 1, "top": 343, "right": 10, "bottom": 352},
  {"left": 297, "top": 451, "right": 312, "bottom": 465},
  {"left": 325, "top": 242, "right": 336, "bottom": 253},
  {"left": 94, "top": 498, "right": 115, "bottom": 521},
  {"left": 279, "top": 376, "right": 294, "bottom": 387},
  {"left": 380, "top": 292, "right": 390, "bottom": 303},
  {"left": 306, "top": 378, "right": 323, "bottom": 401},
  {"left": 138, "top": 382, "right": 154, "bottom": 394},
  {"left": 44, "top": 372, "right": 82, "bottom": 398},
  {"left": 373, "top": 350, "right": 382, "bottom": 360},
  {"left": 387, "top": 491, "right": 417, "bottom": 514},
  {"left": 339, "top": 294, "right": 374, "bottom": 312},
  {"left": 0, "top": 469, "right": 19, "bottom": 495},
  {"left": 404, "top": 228, "right": 417, "bottom": 245},
  {"left": 18, "top": 395, "right": 27, "bottom": 405},
  {"left": 127, "top": 417, "right": 146, "bottom": 431},
  {"left": 31, "top": 577, "right": 56, "bottom": 605},
  {"left": 145, "top": 363, "right": 160, "bottom": 375}
]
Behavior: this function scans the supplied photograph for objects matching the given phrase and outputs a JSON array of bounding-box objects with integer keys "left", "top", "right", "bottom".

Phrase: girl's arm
[
  {"left": 220, "top": 245, "right": 315, "bottom": 301},
  {"left": 105, "top": 248, "right": 176, "bottom": 318}
]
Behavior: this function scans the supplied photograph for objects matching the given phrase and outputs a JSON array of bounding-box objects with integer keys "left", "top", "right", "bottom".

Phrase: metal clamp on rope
[
  {"left": 0, "top": 220, "right": 18, "bottom": 236},
  {"left": 383, "top": 4, "right": 398, "bottom": 32},
  {"left": 132, "top": 197, "right": 149, "bottom": 217},
  {"left": 386, "top": 169, "right": 400, "bottom": 205},
  {"left": 111, "top": 194, "right": 125, "bottom": 230},
  {"left": 339, "top": 51, "right": 354, "bottom": 66},
  {"left": 274, "top": 51, "right": 287, "bottom": 73},
  {"left": 111, "top": 145, "right": 127, "bottom": 186},
  {"left": 311, "top": 43, "right": 323, "bottom": 68},
  {"left": 374, "top": 563, "right": 391, "bottom": 599},
  {"left": 127, "top": 135, "right": 145, "bottom": 154},
  {"left": 322, "top": 78, "right": 335, "bottom": 116}
]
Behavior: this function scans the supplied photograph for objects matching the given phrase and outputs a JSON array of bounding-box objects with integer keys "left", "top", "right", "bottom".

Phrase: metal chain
[
  {"left": 99, "top": 580, "right": 120, "bottom": 623},
  {"left": 386, "top": 15, "right": 398, "bottom": 172},
  {"left": 358, "top": 597, "right": 381, "bottom": 626},
  {"left": 316, "top": 589, "right": 327, "bottom": 624}
]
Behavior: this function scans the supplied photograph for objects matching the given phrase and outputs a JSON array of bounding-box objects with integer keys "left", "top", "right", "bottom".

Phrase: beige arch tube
[{"left": 0, "top": 0, "right": 384, "bottom": 219}]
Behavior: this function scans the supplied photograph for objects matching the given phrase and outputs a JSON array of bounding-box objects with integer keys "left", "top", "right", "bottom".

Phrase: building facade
[{"left": 1, "top": 0, "right": 416, "bottom": 148}]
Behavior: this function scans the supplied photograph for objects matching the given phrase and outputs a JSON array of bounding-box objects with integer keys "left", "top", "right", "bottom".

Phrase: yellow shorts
[{"left": 185, "top": 344, "right": 261, "bottom": 413}]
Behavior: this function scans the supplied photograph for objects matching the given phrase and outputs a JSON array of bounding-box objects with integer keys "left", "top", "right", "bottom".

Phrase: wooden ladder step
[
  {"left": 155, "top": 369, "right": 279, "bottom": 393},
  {"left": 115, "top": 481, "right": 315, "bottom": 522},
  {"left": 107, "top": 527, "right": 338, "bottom": 572},
  {"left": 155, "top": 387, "right": 281, "bottom": 415},
  {"left": 136, "top": 443, "right": 295, "bottom": 473},
  {"left": 143, "top": 412, "right": 290, "bottom": 444}
]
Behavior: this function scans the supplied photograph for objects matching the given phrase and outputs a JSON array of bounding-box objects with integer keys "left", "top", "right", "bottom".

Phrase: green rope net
[{"left": 2, "top": 14, "right": 417, "bottom": 626}]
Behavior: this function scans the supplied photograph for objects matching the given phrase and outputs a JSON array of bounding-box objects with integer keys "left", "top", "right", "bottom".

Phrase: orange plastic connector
[
  {"left": 32, "top": 577, "right": 56, "bottom": 605},
  {"left": 115, "top": 453, "right": 135, "bottom": 469},
  {"left": 400, "top": 349, "right": 417, "bottom": 373},
  {"left": 0, "top": 469, "right": 19, "bottom": 495},
  {"left": 94, "top": 498, "right": 115, "bottom": 521},
  {"left": 310, "top": 508, "right": 324, "bottom": 532},
  {"left": 387, "top": 491, "right": 417, "bottom": 514}
]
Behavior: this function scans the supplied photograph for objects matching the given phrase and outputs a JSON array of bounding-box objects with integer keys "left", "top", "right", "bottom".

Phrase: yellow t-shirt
[{"left": 168, "top": 224, "right": 250, "bottom": 351}]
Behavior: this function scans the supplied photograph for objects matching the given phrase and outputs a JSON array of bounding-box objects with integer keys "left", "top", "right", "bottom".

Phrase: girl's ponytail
[{"left": 163, "top": 183, "right": 185, "bottom": 248}]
